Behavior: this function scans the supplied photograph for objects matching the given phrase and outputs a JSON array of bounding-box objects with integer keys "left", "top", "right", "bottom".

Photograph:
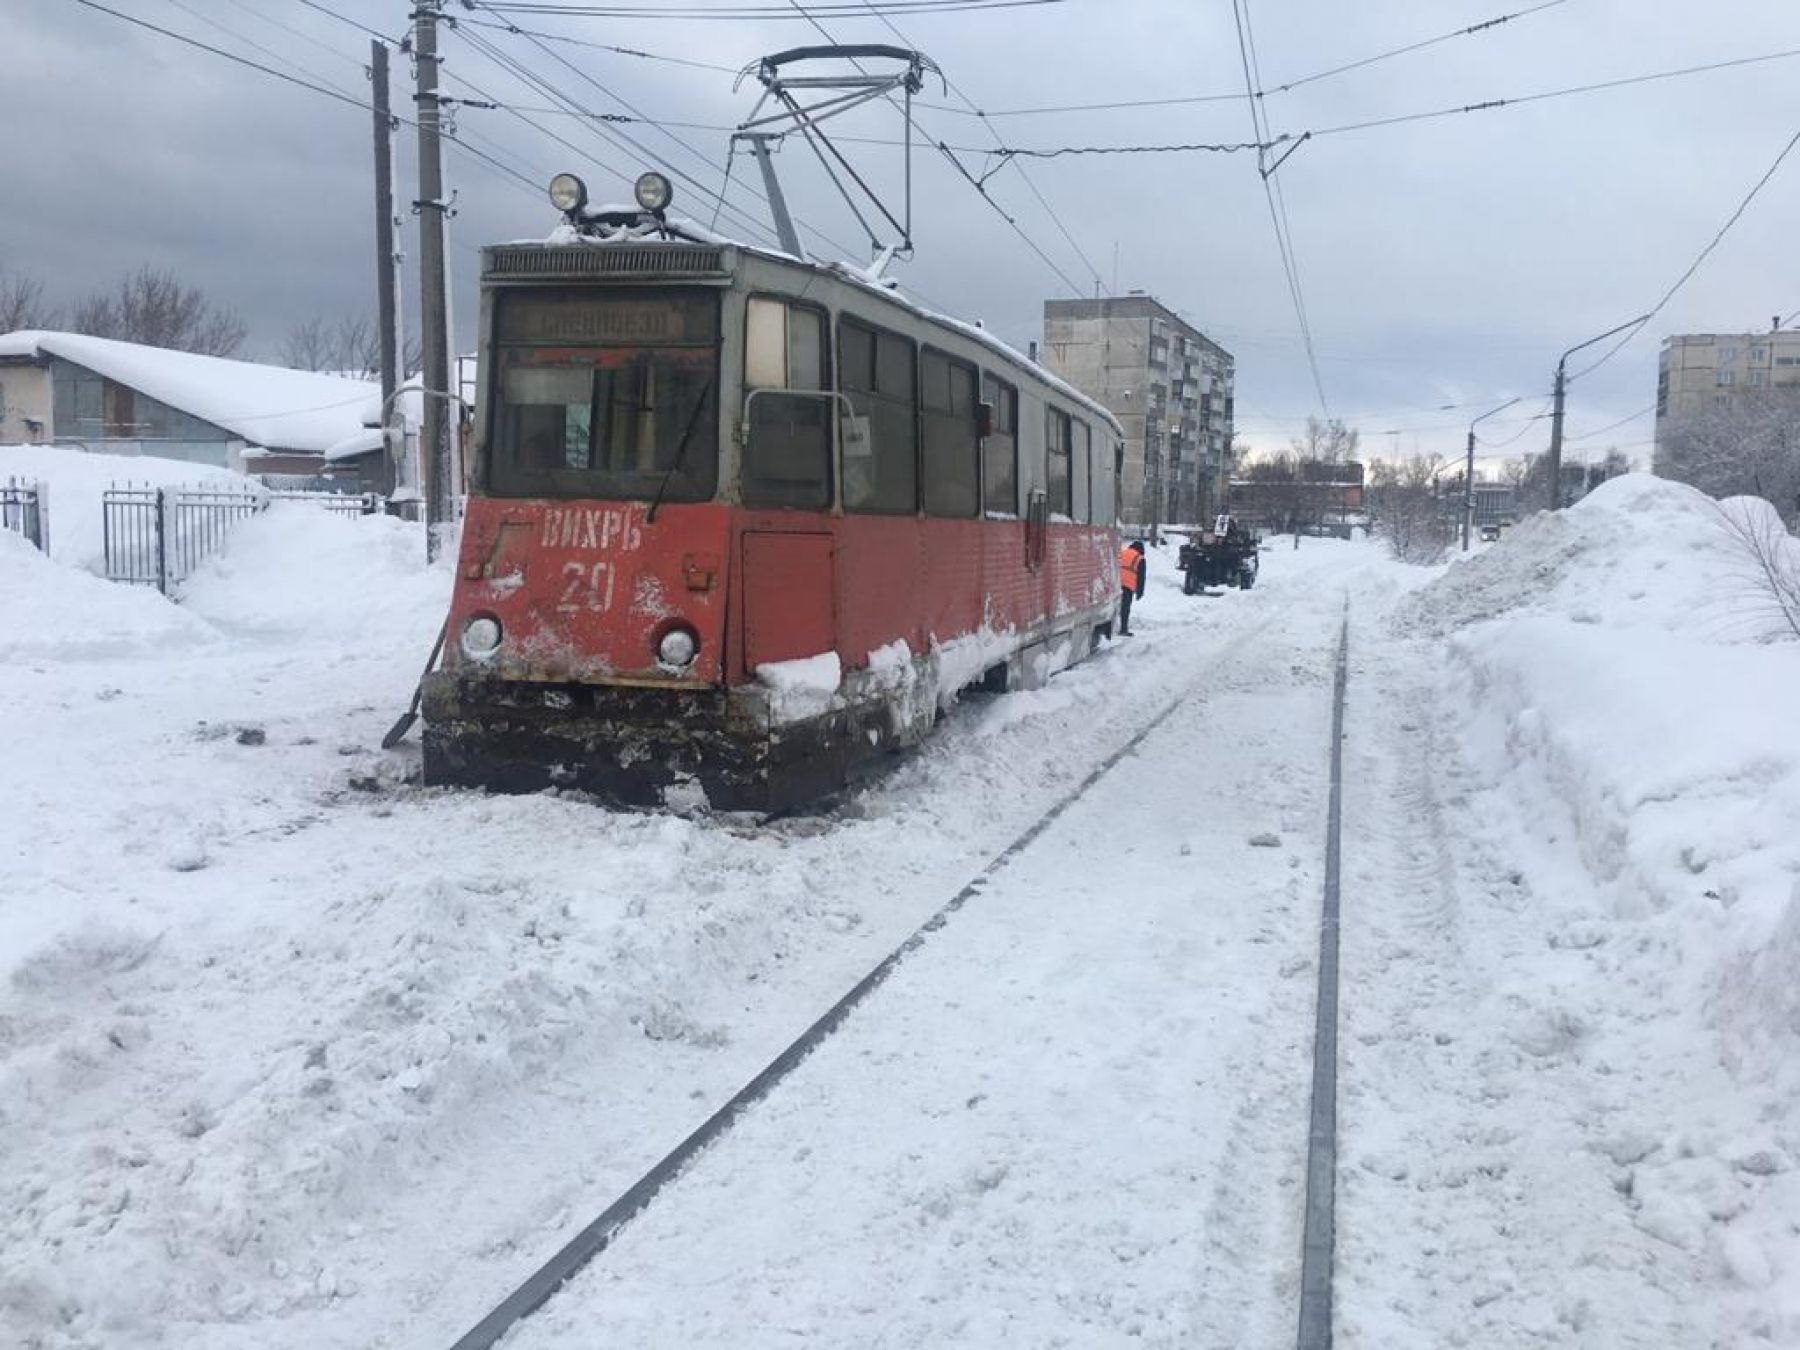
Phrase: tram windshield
[{"left": 487, "top": 287, "right": 720, "bottom": 501}]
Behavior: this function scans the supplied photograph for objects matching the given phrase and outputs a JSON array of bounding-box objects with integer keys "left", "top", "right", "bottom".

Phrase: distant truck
[{"left": 1179, "top": 515, "right": 1260, "bottom": 593}]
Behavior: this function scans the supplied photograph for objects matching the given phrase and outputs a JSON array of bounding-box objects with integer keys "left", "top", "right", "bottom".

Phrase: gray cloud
[{"left": 5, "top": 0, "right": 1796, "bottom": 466}]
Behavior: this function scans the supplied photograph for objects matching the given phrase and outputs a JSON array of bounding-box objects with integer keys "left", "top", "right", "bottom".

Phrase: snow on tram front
[{"left": 420, "top": 169, "right": 1124, "bottom": 811}]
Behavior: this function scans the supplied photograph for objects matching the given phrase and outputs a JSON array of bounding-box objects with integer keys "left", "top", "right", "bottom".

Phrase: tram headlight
[
  {"left": 461, "top": 615, "right": 503, "bottom": 660},
  {"left": 634, "top": 171, "right": 673, "bottom": 215},
  {"left": 656, "top": 625, "right": 698, "bottom": 669},
  {"left": 548, "top": 172, "right": 588, "bottom": 214}
]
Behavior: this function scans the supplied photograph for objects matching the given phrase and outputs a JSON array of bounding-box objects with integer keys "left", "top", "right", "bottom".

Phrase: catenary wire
[
  {"left": 780, "top": 0, "right": 1090, "bottom": 296},
  {"left": 478, "top": 0, "right": 1070, "bottom": 15},
  {"left": 1233, "top": 0, "right": 1328, "bottom": 414},
  {"left": 1572, "top": 122, "right": 1800, "bottom": 380},
  {"left": 450, "top": 19, "right": 797, "bottom": 251},
  {"left": 455, "top": 17, "right": 743, "bottom": 73},
  {"left": 852, "top": 0, "right": 1105, "bottom": 294}
]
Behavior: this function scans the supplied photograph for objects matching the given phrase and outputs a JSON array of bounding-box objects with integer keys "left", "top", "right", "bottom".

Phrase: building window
[
  {"left": 1716, "top": 370, "right": 1735, "bottom": 387},
  {"left": 1751, "top": 347, "right": 1767, "bottom": 363},
  {"left": 920, "top": 348, "right": 978, "bottom": 518},
  {"left": 839, "top": 318, "right": 916, "bottom": 513},
  {"left": 981, "top": 373, "right": 1017, "bottom": 516},
  {"left": 742, "top": 296, "right": 831, "bottom": 509},
  {"left": 1722, "top": 346, "right": 1740, "bottom": 361},
  {"left": 1751, "top": 370, "right": 1767, "bottom": 387}
]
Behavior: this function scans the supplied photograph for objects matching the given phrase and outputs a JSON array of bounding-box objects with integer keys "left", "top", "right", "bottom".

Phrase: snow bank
[
  {"left": 1396, "top": 471, "right": 1800, "bottom": 1340},
  {"left": 0, "top": 528, "right": 212, "bottom": 660},
  {"left": 180, "top": 504, "right": 440, "bottom": 640},
  {"left": 0, "top": 443, "right": 241, "bottom": 574}
]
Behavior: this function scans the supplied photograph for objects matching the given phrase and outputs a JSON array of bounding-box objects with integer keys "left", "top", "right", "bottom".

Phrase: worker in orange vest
[{"left": 1119, "top": 538, "right": 1146, "bottom": 636}]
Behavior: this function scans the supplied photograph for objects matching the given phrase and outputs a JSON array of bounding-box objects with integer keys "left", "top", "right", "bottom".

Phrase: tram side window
[
  {"left": 839, "top": 319, "right": 917, "bottom": 513},
  {"left": 1046, "top": 407, "right": 1072, "bottom": 518},
  {"left": 921, "top": 349, "right": 979, "bottom": 517},
  {"left": 743, "top": 296, "right": 830, "bottom": 509},
  {"left": 981, "top": 374, "right": 1018, "bottom": 516},
  {"left": 1072, "top": 419, "right": 1091, "bottom": 523}
]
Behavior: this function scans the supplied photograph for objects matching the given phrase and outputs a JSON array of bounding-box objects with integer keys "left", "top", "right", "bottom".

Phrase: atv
[{"left": 1179, "top": 514, "right": 1260, "bottom": 594}]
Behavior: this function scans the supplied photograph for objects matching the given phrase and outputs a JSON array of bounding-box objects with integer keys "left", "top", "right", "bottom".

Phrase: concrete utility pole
[
  {"left": 413, "top": 0, "right": 453, "bottom": 560},
  {"left": 370, "top": 39, "right": 400, "bottom": 494},
  {"left": 1546, "top": 313, "right": 1650, "bottom": 512},
  {"left": 1464, "top": 396, "right": 1520, "bottom": 551}
]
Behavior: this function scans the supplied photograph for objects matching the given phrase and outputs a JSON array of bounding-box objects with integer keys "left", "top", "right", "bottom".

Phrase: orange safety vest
[{"left": 1119, "top": 544, "right": 1143, "bottom": 591}]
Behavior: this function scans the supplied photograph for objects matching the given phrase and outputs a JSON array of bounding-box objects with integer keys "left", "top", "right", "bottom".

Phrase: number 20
[{"left": 557, "top": 560, "right": 615, "bottom": 613}]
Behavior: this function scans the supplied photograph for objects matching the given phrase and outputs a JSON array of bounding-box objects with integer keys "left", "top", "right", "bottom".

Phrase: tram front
[{"left": 422, "top": 174, "right": 760, "bottom": 806}]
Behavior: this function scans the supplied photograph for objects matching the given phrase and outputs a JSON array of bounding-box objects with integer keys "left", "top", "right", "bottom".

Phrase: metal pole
[
  {"left": 371, "top": 40, "right": 399, "bottom": 495},
  {"left": 414, "top": 1, "right": 451, "bottom": 560},
  {"left": 1546, "top": 312, "right": 1649, "bottom": 512},
  {"left": 745, "top": 135, "right": 803, "bottom": 257},
  {"left": 1462, "top": 427, "right": 1477, "bottom": 551}
]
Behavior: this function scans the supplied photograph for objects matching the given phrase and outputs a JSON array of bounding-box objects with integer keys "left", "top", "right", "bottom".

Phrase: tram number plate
[{"left": 557, "top": 560, "right": 617, "bottom": 613}]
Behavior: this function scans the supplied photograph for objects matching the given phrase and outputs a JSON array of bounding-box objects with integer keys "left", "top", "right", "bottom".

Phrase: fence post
[{"left": 155, "top": 487, "right": 169, "bottom": 595}]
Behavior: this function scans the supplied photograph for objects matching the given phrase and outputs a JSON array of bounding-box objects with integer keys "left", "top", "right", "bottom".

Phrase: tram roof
[{"left": 498, "top": 217, "right": 1126, "bottom": 442}]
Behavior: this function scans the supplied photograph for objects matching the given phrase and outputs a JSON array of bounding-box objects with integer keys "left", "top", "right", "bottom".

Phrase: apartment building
[
  {"left": 1656, "top": 325, "right": 1800, "bottom": 431},
  {"left": 1041, "top": 293, "right": 1235, "bottom": 527}
]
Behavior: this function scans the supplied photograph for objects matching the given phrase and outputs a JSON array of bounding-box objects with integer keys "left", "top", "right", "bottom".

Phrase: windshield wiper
[{"left": 646, "top": 375, "right": 714, "bottom": 524}]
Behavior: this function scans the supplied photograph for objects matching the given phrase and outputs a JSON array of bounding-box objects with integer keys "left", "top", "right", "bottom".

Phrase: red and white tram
[{"left": 421, "top": 174, "right": 1125, "bottom": 811}]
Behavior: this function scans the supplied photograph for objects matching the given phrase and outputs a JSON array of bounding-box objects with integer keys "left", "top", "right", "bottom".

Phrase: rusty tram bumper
[{"left": 419, "top": 672, "right": 902, "bottom": 813}]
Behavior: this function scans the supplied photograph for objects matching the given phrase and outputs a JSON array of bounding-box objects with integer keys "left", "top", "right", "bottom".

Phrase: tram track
[{"left": 441, "top": 603, "right": 1350, "bottom": 1350}]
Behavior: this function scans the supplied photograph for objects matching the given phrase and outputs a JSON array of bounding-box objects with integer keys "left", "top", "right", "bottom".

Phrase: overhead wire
[
  {"left": 450, "top": 17, "right": 801, "bottom": 252},
  {"left": 1572, "top": 121, "right": 1800, "bottom": 380},
  {"left": 455, "top": 17, "right": 742, "bottom": 73},
  {"left": 1232, "top": 0, "right": 1328, "bottom": 414},
  {"left": 779, "top": 0, "right": 1090, "bottom": 296},
  {"left": 478, "top": 0, "right": 1068, "bottom": 15},
  {"left": 851, "top": 0, "right": 1105, "bottom": 294},
  {"left": 458, "top": 2, "right": 880, "bottom": 258}
]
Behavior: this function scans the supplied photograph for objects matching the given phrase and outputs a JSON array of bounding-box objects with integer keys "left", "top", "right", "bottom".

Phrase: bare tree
[
  {"left": 1289, "top": 415, "right": 1360, "bottom": 466},
  {"left": 282, "top": 313, "right": 417, "bottom": 380},
  {"left": 1713, "top": 496, "right": 1800, "bottom": 640},
  {"left": 1657, "top": 389, "right": 1800, "bottom": 526},
  {"left": 1, "top": 266, "right": 58, "bottom": 331},
  {"left": 1368, "top": 454, "right": 1452, "bottom": 563},
  {"left": 69, "top": 266, "right": 246, "bottom": 356}
]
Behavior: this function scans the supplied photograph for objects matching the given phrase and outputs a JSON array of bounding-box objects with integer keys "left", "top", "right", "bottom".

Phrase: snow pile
[
  {"left": 0, "top": 443, "right": 241, "bottom": 574},
  {"left": 180, "top": 504, "right": 438, "bottom": 640},
  {"left": 0, "top": 528, "right": 212, "bottom": 660},
  {"left": 1387, "top": 471, "right": 1800, "bottom": 1340}
]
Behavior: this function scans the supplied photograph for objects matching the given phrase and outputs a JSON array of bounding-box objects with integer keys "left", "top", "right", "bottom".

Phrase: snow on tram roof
[{"left": 520, "top": 216, "right": 1127, "bottom": 442}]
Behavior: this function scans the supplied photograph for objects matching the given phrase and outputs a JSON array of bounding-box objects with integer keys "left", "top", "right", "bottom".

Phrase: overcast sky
[{"left": 6, "top": 0, "right": 1796, "bottom": 465}]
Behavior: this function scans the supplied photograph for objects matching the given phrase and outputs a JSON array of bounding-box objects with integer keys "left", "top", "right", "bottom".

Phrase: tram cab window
[
  {"left": 839, "top": 318, "right": 917, "bottom": 513},
  {"left": 981, "top": 375, "right": 1018, "bottom": 516},
  {"left": 921, "top": 349, "right": 979, "bottom": 517},
  {"left": 743, "top": 296, "right": 830, "bottom": 510},
  {"left": 1072, "top": 419, "right": 1091, "bottom": 523},
  {"left": 1046, "top": 407, "right": 1072, "bottom": 518},
  {"left": 488, "top": 287, "right": 719, "bottom": 502}
]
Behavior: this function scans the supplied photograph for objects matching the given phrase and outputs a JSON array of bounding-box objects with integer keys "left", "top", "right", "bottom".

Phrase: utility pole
[
  {"left": 413, "top": 1, "right": 453, "bottom": 560},
  {"left": 370, "top": 39, "right": 400, "bottom": 494},
  {"left": 1464, "top": 396, "right": 1521, "bottom": 551},
  {"left": 1545, "top": 312, "right": 1650, "bottom": 512}
]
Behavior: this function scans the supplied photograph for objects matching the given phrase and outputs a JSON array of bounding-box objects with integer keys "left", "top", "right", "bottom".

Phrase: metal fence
[
  {"left": 2, "top": 477, "right": 48, "bottom": 553},
  {"left": 101, "top": 484, "right": 383, "bottom": 594}
]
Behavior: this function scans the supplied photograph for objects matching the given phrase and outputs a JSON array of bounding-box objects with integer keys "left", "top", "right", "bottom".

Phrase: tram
[{"left": 420, "top": 169, "right": 1124, "bottom": 810}]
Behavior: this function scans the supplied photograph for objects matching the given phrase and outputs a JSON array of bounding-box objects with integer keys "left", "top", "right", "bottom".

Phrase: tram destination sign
[{"left": 499, "top": 291, "right": 717, "bottom": 346}]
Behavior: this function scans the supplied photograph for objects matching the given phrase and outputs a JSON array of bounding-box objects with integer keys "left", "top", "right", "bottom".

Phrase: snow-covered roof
[
  {"left": 325, "top": 427, "right": 386, "bottom": 463},
  {"left": 0, "top": 330, "right": 378, "bottom": 454}
]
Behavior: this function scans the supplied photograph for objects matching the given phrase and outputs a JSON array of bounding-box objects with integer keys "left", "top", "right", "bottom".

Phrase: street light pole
[
  {"left": 1546, "top": 313, "right": 1650, "bottom": 511},
  {"left": 1465, "top": 396, "right": 1521, "bottom": 550}
]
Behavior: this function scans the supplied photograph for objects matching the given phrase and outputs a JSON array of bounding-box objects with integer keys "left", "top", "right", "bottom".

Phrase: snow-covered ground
[{"left": 3, "top": 459, "right": 1796, "bottom": 1349}]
